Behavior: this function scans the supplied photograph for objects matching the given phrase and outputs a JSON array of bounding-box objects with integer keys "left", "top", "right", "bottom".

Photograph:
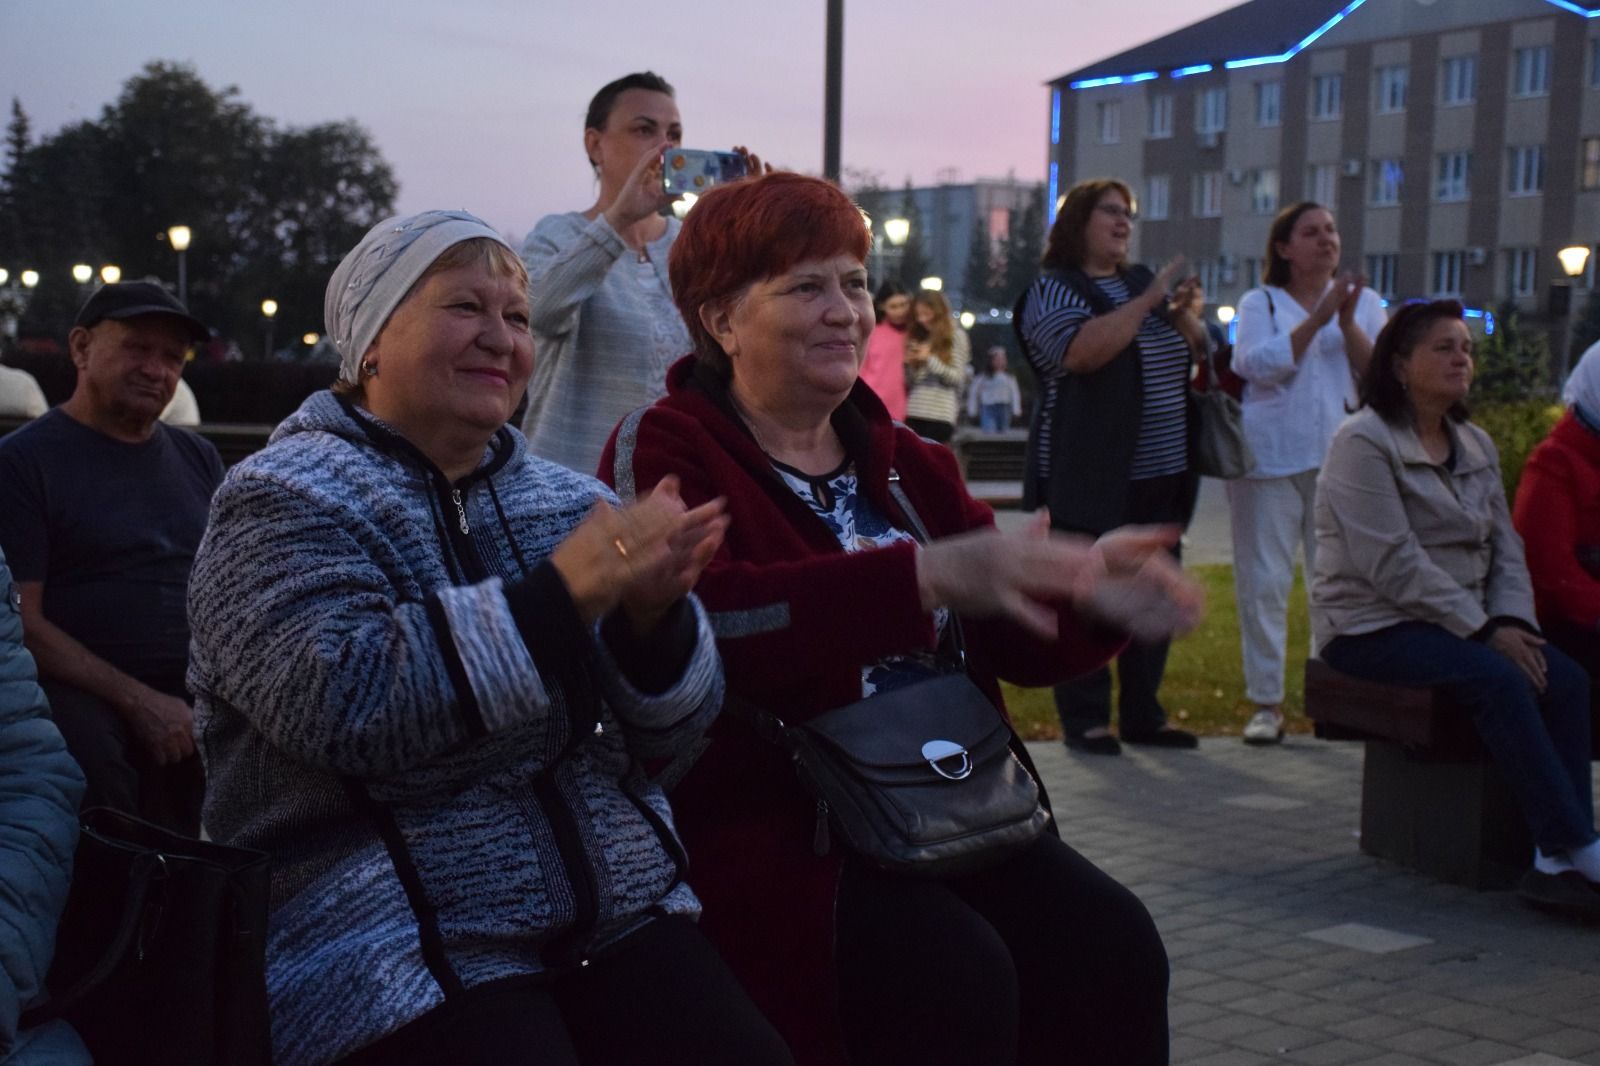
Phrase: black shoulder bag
[{"left": 753, "top": 475, "right": 1051, "bottom": 878}]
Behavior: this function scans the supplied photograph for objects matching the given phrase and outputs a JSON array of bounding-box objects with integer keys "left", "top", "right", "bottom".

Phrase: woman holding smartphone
[{"left": 518, "top": 72, "right": 762, "bottom": 475}]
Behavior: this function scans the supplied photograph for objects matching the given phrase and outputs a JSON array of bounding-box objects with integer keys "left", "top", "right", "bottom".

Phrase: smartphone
[{"left": 662, "top": 149, "right": 748, "bottom": 196}]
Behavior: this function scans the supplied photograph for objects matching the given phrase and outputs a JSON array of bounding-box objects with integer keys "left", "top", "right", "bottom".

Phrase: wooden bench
[{"left": 1304, "top": 659, "right": 1560, "bottom": 890}]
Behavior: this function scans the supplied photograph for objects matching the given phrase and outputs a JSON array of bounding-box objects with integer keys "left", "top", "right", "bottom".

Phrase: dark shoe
[
  {"left": 1517, "top": 869, "right": 1600, "bottom": 923},
  {"left": 1063, "top": 730, "right": 1122, "bottom": 755},
  {"left": 1121, "top": 726, "right": 1199, "bottom": 749}
]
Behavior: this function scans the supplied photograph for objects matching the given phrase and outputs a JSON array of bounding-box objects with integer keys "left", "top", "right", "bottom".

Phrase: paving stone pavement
[{"left": 1026, "top": 737, "right": 1600, "bottom": 1065}]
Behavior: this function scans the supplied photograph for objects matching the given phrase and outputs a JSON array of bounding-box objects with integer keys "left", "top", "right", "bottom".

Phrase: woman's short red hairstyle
[{"left": 670, "top": 171, "right": 871, "bottom": 376}]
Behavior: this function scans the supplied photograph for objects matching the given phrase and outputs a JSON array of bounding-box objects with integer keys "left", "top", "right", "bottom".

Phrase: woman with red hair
[{"left": 601, "top": 171, "right": 1201, "bottom": 1064}]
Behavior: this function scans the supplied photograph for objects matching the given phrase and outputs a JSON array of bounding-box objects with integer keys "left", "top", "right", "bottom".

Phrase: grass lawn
[{"left": 1002, "top": 563, "right": 1313, "bottom": 741}]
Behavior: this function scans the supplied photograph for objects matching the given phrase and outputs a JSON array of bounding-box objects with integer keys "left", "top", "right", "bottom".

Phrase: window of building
[
  {"left": 1432, "top": 250, "right": 1465, "bottom": 297},
  {"left": 1441, "top": 55, "right": 1477, "bottom": 106},
  {"left": 1513, "top": 46, "right": 1552, "bottom": 97},
  {"left": 1249, "top": 169, "right": 1279, "bottom": 215},
  {"left": 1307, "top": 162, "right": 1338, "bottom": 207},
  {"left": 1591, "top": 39, "right": 1600, "bottom": 88},
  {"left": 1255, "top": 81, "right": 1281, "bottom": 126},
  {"left": 1097, "top": 101, "right": 1121, "bottom": 144},
  {"left": 1508, "top": 145, "right": 1546, "bottom": 195},
  {"left": 1370, "top": 159, "right": 1404, "bottom": 206},
  {"left": 1194, "top": 258, "right": 1220, "bottom": 296},
  {"left": 1243, "top": 257, "right": 1263, "bottom": 287},
  {"left": 1365, "top": 254, "right": 1399, "bottom": 298},
  {"left": 1195, "top": 88, "right": 1228, "bottom": 134},
  {"left": 1375, "top": 66, "right": 1408, "bottom": 113},
  {"left": 1507, "top": 247, "right": 1538, "bottom": 297},
  {"left": 1311, "top": 73, "right": 1343, "bottom": 120},
  {"left": 1585, "top": 138, "right": 1600, "bottom": 190},
  {"left": 1435, "top": 151, "right": 1470, "bottom": 202},
  {"left": 1193, "top": 171, "right": 1223, "bottom": 217},
  {"left": 1145, "top": 175, "right": 1171, "bottom": 220},
  {"left": 1148, "top": 94, "right": 1173, "bottom": 138}
]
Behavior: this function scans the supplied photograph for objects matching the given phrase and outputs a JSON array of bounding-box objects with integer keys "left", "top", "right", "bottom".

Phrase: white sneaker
[{"left": 1242, "top": 707, "right": 1284, "bottom": 745}]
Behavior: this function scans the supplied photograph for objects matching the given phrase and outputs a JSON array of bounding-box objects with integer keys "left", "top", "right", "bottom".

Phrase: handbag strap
[
  {"left": 18, "top": 849, "right": 164, "bottom": 1028},
  {"left": 886, "top": 471, "right": 969, "bottom": 669}
]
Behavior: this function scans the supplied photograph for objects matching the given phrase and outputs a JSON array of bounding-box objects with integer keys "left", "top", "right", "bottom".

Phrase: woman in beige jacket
[{"left": 1311, "top": 299, "right": 1599, "bottom": 919}]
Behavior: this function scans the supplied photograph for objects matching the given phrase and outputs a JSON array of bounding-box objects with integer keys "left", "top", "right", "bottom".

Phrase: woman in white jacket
[{"left": 1230, "top": 202, "right": 1387, "bottom": 744}]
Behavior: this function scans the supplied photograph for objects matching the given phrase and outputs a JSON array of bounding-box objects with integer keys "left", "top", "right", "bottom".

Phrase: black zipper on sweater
[{"left": 535, "top": 772, "right": 602, "bottom": 967}]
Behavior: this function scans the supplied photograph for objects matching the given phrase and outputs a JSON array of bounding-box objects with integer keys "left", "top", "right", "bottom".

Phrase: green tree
[
  {"left": 962, "top": 216, "right": 995, "bottom": 309},
  {"left": 895, "top": 180, "right": 929, "bottom": 290},
  {"left": 7, "top": 62, "right": 397, "bottom": 354},
  {"left": 0, "top": 98, "right": 30, "bottom": 264},
  {"left": 999, "top": 187, "right": 1046, "bottom": 306},
  {"left": 1473, "top": 301, "right": 1551, "bottom": 403}
]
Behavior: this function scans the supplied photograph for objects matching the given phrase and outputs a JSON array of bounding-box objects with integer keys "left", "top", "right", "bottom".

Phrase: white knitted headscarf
[
  {"left": 1563, "top": 339, "right": 1600, "bottom": 425},
  {"left": 325, "top": 209, "right": 513, "bottom": 384}
]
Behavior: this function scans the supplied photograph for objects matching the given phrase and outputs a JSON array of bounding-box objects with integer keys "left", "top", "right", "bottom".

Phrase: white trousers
[{"left": 1226, "top": 469, "right": 1319, "bottom": 706}]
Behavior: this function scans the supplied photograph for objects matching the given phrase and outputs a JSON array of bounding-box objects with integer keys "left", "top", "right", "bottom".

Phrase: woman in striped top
[
  {"left": 1017, "top": 177, "right": 1204, "bottom": 755},
  {"left": 904, "top": 289, "right": 971, "bottom": 443}
]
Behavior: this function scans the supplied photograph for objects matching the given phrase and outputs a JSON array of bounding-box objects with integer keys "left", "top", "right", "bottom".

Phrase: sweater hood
[{"left": 270, "top": 388, "right": 525, "bottom": 483}]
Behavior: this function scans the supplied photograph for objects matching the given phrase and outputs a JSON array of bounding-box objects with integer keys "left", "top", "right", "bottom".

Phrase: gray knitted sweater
[
  {"left": 518, "top": 212, "right": 692, "bottom": 475},
  {"left": 188, "top": 392, "right": 721, "bottom": 1065}
]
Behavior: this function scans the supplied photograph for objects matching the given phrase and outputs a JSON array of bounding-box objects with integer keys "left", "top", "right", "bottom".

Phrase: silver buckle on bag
[{"left": 922, "top": 739, "right": 972, "bottom": 781}]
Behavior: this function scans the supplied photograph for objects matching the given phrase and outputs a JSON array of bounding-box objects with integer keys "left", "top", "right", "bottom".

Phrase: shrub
[{"left": 1474, "top": 400, "right": 1561, "bottom": 501}]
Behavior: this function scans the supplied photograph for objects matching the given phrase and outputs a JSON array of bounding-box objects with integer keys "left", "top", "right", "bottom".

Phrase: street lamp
[
  {"left": 168, "top": 225, "right": 192, "bottom": 305},
  {"left": 920, "top": 276, "right": 943, "bottom": 292},
  {"left": 1217, "top": 304, "right": 1237, "bottom": 344},
  {"left": 20, "top": 270, "right": 38, "bottom": 289},
  {"left": 100, "top": 265, "right": 121, "bottom": 285},
  {"left": 261, "top": 298, "right": 278, "bottom": 359},
  {"left": 72, "top": 263, "right": 93, "bottom": 284},
  {"left": 0, "top": 269, "right": 8, "bottom": 286},
  {"left": 959, "top": 311, "right": 976, "bottom": 329},
  {"left": 302, "top": 332, "right": 320, "bottom": 346},
  {"left": 1557, "top": 245, "right": 1592, "bottom": 385},
  {"left": 883, "top": 218, "right": 910, "bottom": 246}
]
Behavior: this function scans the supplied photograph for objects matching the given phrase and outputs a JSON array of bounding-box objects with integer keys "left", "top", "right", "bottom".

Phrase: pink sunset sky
[{"left": 2, "top": 1, "right": 1238, "bottom": 242}]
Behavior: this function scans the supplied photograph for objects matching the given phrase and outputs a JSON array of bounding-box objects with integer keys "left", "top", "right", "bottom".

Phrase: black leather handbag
[
  {"left": 21, "top": 807, "right": 272, "bottom": 1066},
  {"left": 755, "top": 476, "right": 1051, "bottom": 878}
]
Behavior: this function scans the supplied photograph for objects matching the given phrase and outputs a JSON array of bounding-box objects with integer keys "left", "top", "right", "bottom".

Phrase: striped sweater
[{"left": 188, "top": 391, "right": 721, "bottom": 1065}]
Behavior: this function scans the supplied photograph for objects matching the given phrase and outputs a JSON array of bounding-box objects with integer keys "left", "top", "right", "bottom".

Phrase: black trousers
[
  {"left": 905, "top": 415, "right": 956, "bottom": 444},
  {"left": 339, "top": 916, "right": 794, "bottom": 1066},
  {"left": 42, "top": 679, "right": 204, "bottom": 837},
  {"left": 1053, "top": 472, "right": 1187, "bottom": 736},
  {"left": 835, "top": 834, "right": 1170, "bottom": 1065}
]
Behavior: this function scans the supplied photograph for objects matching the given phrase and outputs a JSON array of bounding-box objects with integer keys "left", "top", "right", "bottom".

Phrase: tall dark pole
[{"left": 824, "top": 0, "right": 843, "bottom": 183}]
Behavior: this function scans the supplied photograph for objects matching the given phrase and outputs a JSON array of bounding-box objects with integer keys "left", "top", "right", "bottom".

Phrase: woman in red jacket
[
  {"left": 1515, "top": 342, "right": 1600, "bottom": 671},
  {"left": 601, "top": 172, "right": 1203, "bottom": 1066}
]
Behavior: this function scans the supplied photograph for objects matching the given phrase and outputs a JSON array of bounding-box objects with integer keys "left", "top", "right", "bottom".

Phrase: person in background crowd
[
  {"left": 605, "top": 170, "right": 1202, "bottom": 1065},
  {"left": 860, "top": 279, "right": 910, "bottom": 421},
  {"left": 188, "top": 210, "right": 791, "bottom": 1066},
  {"left": 1016, "top": 176, "right": 1203, "bottom": 755},
  {"left": 1313, "top": 300, "right": 1600, "bottom": 922},
  {"left": 903, "top": 288, "right": 970, "bottom": 444},
  {"left": 0, "top": 363, "right": 48, "bottom": 419},
  {"left": 1515, "top": 339, "right": 1600, "bottom": 674},
  {"left": 1230, "top": 202, "right": 1386, "bottom": 745},
  {"left": 0, "top": 544, "right": 90, "bottom": 1066},
  {"left": 0, "top": 281, "right": 219, "bottom": 835},
  {"left": 519, "top": 71, "right": 764, "bottom": 475},
  {"left": 160, "top": 375, "right": 201, "bottom": 426},
  {"left": 968, "top": 346, "right": 1022, "bottom": 433}
]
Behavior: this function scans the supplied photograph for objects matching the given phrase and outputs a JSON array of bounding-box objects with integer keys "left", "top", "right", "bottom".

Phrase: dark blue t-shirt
[{"left": 0, "top": 410, "right": 223, "bottom": 690}]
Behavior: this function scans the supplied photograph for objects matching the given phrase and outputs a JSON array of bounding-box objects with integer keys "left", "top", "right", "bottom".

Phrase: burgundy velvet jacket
[
  {"left": 1514, "top": 410, "right": 1600, "bottom": 631},
  {"left": 600, "top": 356, "right": 1125, "bottom": 1063}
]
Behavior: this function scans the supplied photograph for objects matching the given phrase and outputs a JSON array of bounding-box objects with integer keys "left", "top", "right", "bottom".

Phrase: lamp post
[
  {"left": 20, "top": 270, "right": 39, "bottom": 289},
  {"left": 168, "top": 225, "right": 192, "bottom": 305},
  {"left": 261, "top": 298, "right": 278, "bottom": 359},
  {"left": 100, "top": 265, "right": 121, "bottom": 285},
  {"left": 879, "top": 216, "right": 909, "bottom": 289},
  {"left": 1557, "top": 245, "right": 1592, "bottom": 386},
  {"left": 959, "top": 311, "right": 976, "bottom": 329},
  {"left": 919, "top": 276, "right": 943, "bottom": 292},
  {"left": 71, "top": 263, "right": 93, "bottom": 285},
  {"left": 1217, "top": 304, "right": 1237, "bottom": 345}
]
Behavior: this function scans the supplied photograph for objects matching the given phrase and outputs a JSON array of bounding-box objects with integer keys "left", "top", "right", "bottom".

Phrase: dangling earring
[{"left": 361, "top": 359, "right": 379, "bottom": 378}]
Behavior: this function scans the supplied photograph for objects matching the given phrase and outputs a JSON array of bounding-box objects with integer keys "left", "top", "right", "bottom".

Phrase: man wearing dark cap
[{"left": 0, "top": 282, "right": 221, "bottom": 835}]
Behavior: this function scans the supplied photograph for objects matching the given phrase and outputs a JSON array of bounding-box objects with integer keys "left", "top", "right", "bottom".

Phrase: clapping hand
[{"left": 1071, "top": 525, "right": 1206, "bottom": 643}]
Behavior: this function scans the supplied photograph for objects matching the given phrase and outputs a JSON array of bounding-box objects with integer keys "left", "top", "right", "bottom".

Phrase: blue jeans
[
  {"left": 980, "top": 404, "right": 1011, "bottom": 434},
  {"left": 1322, "top": 621, "right": 1598, "bottom": 853}
]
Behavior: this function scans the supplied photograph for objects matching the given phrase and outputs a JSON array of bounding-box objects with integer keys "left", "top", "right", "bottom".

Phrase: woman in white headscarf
[
  {"left": 187, "top": 210, "right": 793, "bottom": 1066},
  {"left": 1515, "top": 340, "right": 1600, "bottom": 675}
]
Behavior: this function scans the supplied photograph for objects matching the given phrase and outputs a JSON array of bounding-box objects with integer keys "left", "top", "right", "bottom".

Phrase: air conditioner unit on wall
[
  {"left": 1468, "top": 247, "right": 1487, "bottom": 266},
  {"left": 1342, "top": 158, "right": 1363, "bottom": 177}
]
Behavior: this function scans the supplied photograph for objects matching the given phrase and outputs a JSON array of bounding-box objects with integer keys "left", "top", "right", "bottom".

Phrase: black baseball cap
[{"left": 73, "top": 281, "right": 208, "bottom": 343}]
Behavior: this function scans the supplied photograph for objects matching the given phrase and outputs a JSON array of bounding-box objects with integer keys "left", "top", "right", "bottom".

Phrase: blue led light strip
[
  {"left": 1048, "top": 162, "right": 1060, "bottom": 222},
  {"left": 1051, "top": 89, "right": 1061, "bottom": 145},
  {"left": 1065, "top": 0, "right": 1599, "bottom": 94}
]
